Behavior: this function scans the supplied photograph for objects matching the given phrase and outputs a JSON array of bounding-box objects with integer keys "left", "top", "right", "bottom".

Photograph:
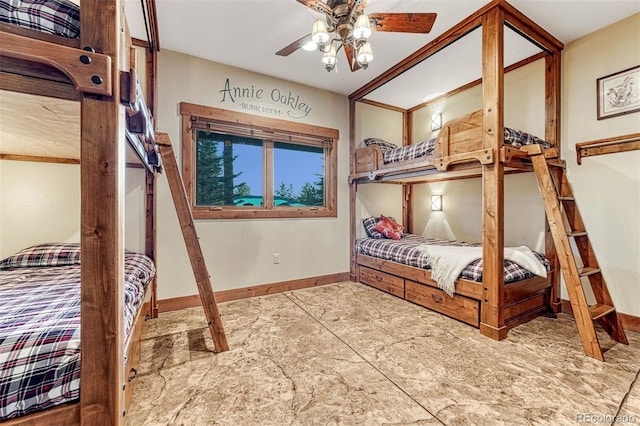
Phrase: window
[{"left": 181, "top": 102, "right": 338, "bottom": 219}]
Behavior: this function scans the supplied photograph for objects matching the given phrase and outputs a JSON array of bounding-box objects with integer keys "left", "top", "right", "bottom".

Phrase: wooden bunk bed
[
  {"left": 0, "top": 0, "right": 161, "bottom": 423},
  {"left": 348, "top": 0, "right": 565, "bottom": 341}
]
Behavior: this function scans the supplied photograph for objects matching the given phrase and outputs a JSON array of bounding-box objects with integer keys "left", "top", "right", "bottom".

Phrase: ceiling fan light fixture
[
  {"left": 279, "top": 2, "right": 437, "bottom": 74},
  {"left": 353, "top": 14, "right": 372, "bottom": 41},
  {"left": 356, "top": 41, "right": 373, "bottom": 69},
  {"left": 311, "top": 19, "right": 330, "bottom": 44}
]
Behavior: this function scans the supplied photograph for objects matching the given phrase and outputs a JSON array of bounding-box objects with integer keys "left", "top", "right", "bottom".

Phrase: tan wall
[
  {"left": 0, "top": 161, "right": 147, "bottom": 256},
  {"left": 353, "top": 102, "right": 404, "bottom": 238},
  {"left": 562, "top": 13, "right": 640, "bottom": 316},
  {"left": 155, "top": 50, "right": 350, "bottom": 299},
  {"left": 410, "top": 59, "right": 547, "bottom": 250},
  {"left": 0, "top": 161, "right": 80, "bottom": 255}
]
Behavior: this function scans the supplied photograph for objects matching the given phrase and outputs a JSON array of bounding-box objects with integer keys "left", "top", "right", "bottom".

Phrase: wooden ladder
[
  {"left": 156, "top": 132, "right": 229, "bottom": 353},
  {"left": 524, "top": 145, "right": 627, "bottom": 361}
]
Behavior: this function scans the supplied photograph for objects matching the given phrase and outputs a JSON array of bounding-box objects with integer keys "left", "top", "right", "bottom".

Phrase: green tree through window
[{"left": 195, "top": 132, "right": 255, "bottom": 206}]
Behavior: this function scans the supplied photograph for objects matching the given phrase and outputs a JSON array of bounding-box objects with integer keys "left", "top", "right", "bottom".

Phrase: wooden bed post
[
  {"left": 145, "top": 39, "right": 159, "bottom": 319},
  {"left": 146, "top": 170, "right": 159, "bottom": 318},
  {"left": 544, "top": 52, "right": 562, "bottom": 313},
  {"left": 479, "top": 5, "right": 507, "bottom": 340},
  {"left": 349, "top": 97, "right": 358, "bottom": 281},
  {"left": 80, "top": 0, "right": 126, "bottom": 423},
  {"left": 403, "top": 110, "right": 413, "bottom": 234}
]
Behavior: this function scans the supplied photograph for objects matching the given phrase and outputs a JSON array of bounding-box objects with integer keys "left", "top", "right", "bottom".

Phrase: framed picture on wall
[{"left": 597, "top": 65, "right": 640, "bottom": 120}]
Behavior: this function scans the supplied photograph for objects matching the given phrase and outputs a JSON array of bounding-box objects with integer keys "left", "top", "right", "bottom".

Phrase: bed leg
[
  {"left": 543, "top": 286, "right": 559, "bottom": 318},
  {"left": 350, "top": 264, "right": 359, "bottom": 282},
  {"left": 479, "top": 322, "right": 508, "bottom": 340}
]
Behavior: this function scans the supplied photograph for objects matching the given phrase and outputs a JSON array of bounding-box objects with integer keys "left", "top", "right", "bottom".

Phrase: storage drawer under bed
[
  {"left": 405, "top": 280, "right": 480, "bottom": 327},
  {"left": 359, "top": 266, "right": 405, "bottom": 298}
]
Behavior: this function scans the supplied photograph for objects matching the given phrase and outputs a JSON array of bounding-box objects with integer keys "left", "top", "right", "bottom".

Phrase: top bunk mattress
[
  {"left": 364, "top": 127, "right": 551, "bottom": 165},
  {"left": 0, "top": 0, "right": 80, "bottom": 38}
]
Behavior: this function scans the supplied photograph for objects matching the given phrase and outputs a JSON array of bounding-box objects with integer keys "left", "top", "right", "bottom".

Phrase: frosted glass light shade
[
  {"left": 431, "top": 195, "right": 442, "bottom": 211},
  {"left": 356, "top": 42, "right": 373, "bottom": 64},
  {"left": 353, "top": 14, "right": 372, "bottom": 40},
  {"left": 431, "top": 113, "right": 442, "bottom": 131},
  {"left": 322, "top": 44, "right": 337, "bottom": 65},
  {"left": 311, "top": 19, "right": 330, "bottom": 44}
]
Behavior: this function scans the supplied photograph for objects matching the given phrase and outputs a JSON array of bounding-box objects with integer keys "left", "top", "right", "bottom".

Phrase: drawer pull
[
  {"left": 431, "top": 294, "right": 444, "bottom": 303},
  {"left": 375, "top": 275, "right": 383, "bottom": 281},
  {"left": 127, "top": 368, "right": 138, "bottom": 382}
]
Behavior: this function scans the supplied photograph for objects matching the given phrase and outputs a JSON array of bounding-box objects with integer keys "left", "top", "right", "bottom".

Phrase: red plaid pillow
[
  {"left": 373, "top": 215, "right": 404, "bottom": 240},
  {"left": 0, "top": 243, "right": 81, "bottom": 270}
]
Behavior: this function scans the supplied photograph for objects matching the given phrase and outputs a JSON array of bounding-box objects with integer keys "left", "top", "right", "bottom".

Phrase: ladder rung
[
  {"left": 579, "top": 267, "right": 601, "bottom": 277},
  {"left": 567, "top": 231, "right": 588, "bottom": 237},
  {"left": 589, "top": 304, "right": 616, "bottom": 320},
  {"left": 558, "top": 196, "right": 575, "bottom": 201}
]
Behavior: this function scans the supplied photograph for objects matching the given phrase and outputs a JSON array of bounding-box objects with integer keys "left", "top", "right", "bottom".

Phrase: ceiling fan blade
[
  {"left": 369, "top": 13, "right": 437, "bottom": 34},
  {"left": 343, "top": 44, "right": 362, "bottom": 72},
  {"left": 296, "top": 0, "right": 333, "bottom": 15},
  {"left": 276, "top": 34, "right": 312, "bottom": 56}
]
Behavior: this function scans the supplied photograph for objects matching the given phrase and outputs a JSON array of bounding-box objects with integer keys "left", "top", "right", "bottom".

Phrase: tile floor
[{"left": 126, "top": 282, "right": 640, "bottom": 425}]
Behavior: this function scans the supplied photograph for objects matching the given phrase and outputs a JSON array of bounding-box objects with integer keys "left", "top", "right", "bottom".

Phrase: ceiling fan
[{"left": 276, "top": 0, "right": 437, "bottom": 72}]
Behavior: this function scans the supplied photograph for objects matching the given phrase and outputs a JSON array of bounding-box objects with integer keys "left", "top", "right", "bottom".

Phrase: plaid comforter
[
  {"left": 0, "top": 253, "right": 155, "bottom": 420},
  {"left": 0, "top": 0, "right": 80, "bottom": 38},
  {"left": 356, "top": 234, "right": 551, "bottom": 283},
  {"left": 381, "top": 127, "right": 551, "bottom": 164}
]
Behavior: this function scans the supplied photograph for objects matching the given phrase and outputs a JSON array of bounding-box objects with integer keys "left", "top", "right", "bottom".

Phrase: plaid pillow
[
  {"left": 363, "top": 138, "right": 398, "bottom": 152},
  {"left": 0, "top": 243, "right": 81, "bottom": 270},
  {"left": 363, "top": 217, "right": 385, "bottom": 239}
]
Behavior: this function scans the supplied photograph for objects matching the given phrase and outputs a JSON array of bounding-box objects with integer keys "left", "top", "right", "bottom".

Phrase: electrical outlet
[{"left": 273, "top": 253, "right": 280, "bottom": 264}]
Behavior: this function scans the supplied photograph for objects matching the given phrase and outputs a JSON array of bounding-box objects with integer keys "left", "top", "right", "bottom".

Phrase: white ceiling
[{"left": 125, "top": 0, "right": 639, "bottom": 108}]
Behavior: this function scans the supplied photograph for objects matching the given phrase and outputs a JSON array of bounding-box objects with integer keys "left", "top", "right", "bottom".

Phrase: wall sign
[{"left": 218, "top": 78, "right": 312, "bottom": 119}]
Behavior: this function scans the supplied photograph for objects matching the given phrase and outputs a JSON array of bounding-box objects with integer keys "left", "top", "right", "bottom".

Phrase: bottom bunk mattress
[
  {"left": 356, "top": 234, "right": 551, "bottom": 292},
  {"left": 0, "top": 243, "right": 155, "bottom": 420}
]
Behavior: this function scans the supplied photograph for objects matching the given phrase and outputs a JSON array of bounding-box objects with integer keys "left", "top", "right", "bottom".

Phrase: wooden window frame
[{"left": 180, "top": 102, "right": 338, "bottom": 219}]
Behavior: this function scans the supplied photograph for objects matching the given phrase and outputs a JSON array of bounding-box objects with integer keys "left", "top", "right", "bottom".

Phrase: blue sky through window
[
  {"left": 274, "top": 143, "right": 323, "bottom": 196},
  {"left": 230, "top": 144, "right": 323, "bottom": 197},
  {"left": 231, "top": 144, "right": 263, "bottom": 196}
]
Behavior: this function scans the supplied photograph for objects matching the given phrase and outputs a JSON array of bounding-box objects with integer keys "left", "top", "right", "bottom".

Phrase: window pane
[
  {"left": 273, "top": 141, "right": 324, "bottom": 207},
  {"left": 195, "top": 131, "right": 263, "bottom": 207}
]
